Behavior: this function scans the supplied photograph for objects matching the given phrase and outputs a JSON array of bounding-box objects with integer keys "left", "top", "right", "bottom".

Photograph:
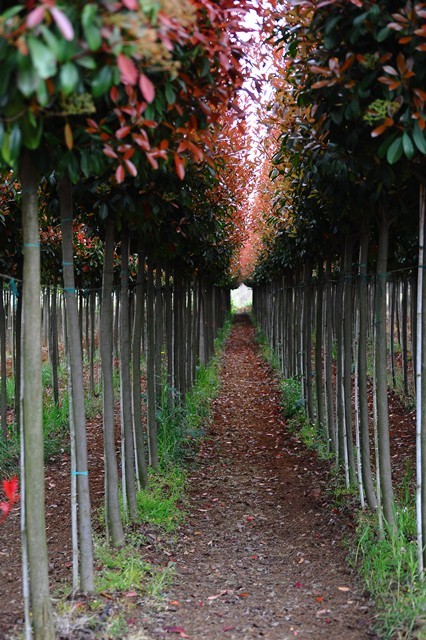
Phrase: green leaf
[
  {"left": 387, "top": 136, "right": 403, "bottom": 164},
  {"left": 17, "top": 63, "right": 39, "bottom": 97},
  {"left": 165, "top": 84, "right": 176, "bottom": 105},
  {"left": 21, "top": 114, "right": 42, "bottom": 150},
  {"left": 402, "top": 132, "right": 415, "bottom": 160},
  {"left": 1, "top": 5, "right": 24, "bottom": 20},
  {"left": 92, "top": 66, "right": 112, "bottom": 97},
  {"left": 99, "top": 202, "right": 109, "bottom": 220},
  {"left": 2, "top": 124, "right": 22, "bottom": 166},
  {"left": 77, "top": 56, "right": 97, "bottom": 70},
  {"left": 28, "top": 36, "right": 57, "bottom": 79},
  {"left": 377, "top": 27, "right": 391, "bottom": 42},
  {"left": 199, "top": 58, "right": 210, "bottom": 78},
  {"left": 82, "top": 5, "right": 102, "bottom": 51},
  {"left": 413, "top": 123, "right": 426, "bottom": 154},
  {"left": 60, "top": 62, "right": 79, "bottom": 96},
  {"left": 36, "top": 78, "right": 49, "bottom": 106}
]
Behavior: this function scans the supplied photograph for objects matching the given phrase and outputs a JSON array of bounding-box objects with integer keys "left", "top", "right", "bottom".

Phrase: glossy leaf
[
  {"left": 386, "top": 136, "right": 403, "bottom": 164},
  {"left": 28, "top": 36, "right": 57, "bottom": 79},
  {"left": 59, "top": 62, "right": 79, "bottom": 96}
]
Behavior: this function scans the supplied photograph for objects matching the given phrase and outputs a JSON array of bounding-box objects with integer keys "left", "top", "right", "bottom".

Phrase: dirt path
[{"left": 142, "top": 315, "right": 376, "bottom": 639}]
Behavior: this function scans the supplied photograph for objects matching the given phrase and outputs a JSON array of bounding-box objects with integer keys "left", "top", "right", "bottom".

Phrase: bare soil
[{"left": 2, "top": 313, "right": 417, "bottom": 639}]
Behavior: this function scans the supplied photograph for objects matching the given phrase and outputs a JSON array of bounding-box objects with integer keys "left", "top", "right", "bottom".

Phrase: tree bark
[
  {"left": 375, "top": 209, "right": 395, "bottom": 531},
  {"left": 100, "top": 218, "right": 124, "bottom": 546},
  {"left": 146, "top": 257, "right": 158, "bottom": 468},
  {"left": 59, "top": 176, "right": 94, "bottom": 590},
  {"left": 119, "top": 228, "right": 138, "bottom": 520},
  {"left": 132, "top": 247, "right": 148, "bottom": 489},
  {"left": 358, "top": 230, "right": 378, "bottom": 510},
  {"left": 20, "top": 151, "right": 55, "bottom": 640},
  {"left": 0, "top": 279, "right": 7, "bottom": 441}
]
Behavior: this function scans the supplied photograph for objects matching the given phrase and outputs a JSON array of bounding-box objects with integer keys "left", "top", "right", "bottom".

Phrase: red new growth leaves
[{"left": 0, "top": 476, "right": 19, "bottom": 525}]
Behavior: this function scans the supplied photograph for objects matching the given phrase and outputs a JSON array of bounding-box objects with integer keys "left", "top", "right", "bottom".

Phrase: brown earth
[{"left": 2, "top": 313, "right": 417, "bottom": 639}]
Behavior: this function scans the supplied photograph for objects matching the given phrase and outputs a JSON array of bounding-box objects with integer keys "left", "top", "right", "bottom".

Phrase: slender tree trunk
[
  {"left": 20, "top": 152, "right": 55, "bottom": 640},
  {"left": 375, "top": 209, "right": 395, "bottom": 531},
  {"left": 89, "top": 289, "right": 96, "bottom": 396},
  {"left": 343, "top": 234, "right": 356, "bottom": 484},
  {"left": 14, "top": 283, "right": 22, "bottom": 430},
  {"left": 324, "top": 259, "right": 335, "bottom": 452},
  {"left": 418, "top": 184, "right": 426, "bottom": 569},
  {"left": 154, "top": 265, "right": 163, "bottom": 421},
  {"left": 100, "top": 218, "right": 124, "bottom": 546},
  {"left": 119, "top": 229, "right": 138, "bottom": 520},
  {"left": 146, "top": 257, "right": 158, "bottom": 468},
  {"left": 315, "top": 261, "right": 325, "bottom": 436},
  {"left": 132, "top": 247, "right": 148, "bottom": 489},
  {"left": 303, "top": 258, "right": 315, "bottom": 424},
  {"left": 358, "top": 230, "right": 378, "bottom": 510},
  {"left": 49, "top": 280, "right": 60, "bottom": 406},
  {"left": 402, "top": 278, "right": 409, "bottom": 396},
  {"left": 0, "top": 279, "right": 7, "bottom": 441},
  {"left": 59, "top": 177, "right": 94, "bottom": 590}
]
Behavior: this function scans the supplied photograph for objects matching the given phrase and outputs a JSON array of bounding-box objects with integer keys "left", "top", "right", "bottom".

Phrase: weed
[
  {"left": 280, "top": 377, "right": 304, "bottom": 418},
  {"left": 95, "top": 540, "right": 174, "bottom": 598},
  {"left": 135, "top": 467, "right": 186, "bottom": 531},
  {"left": 352, "top": 489, "right": 426, "bottom": 639}
]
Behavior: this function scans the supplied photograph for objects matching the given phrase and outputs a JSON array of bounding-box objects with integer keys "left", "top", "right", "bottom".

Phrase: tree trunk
[
  {"left": 132, "top": 247, "right": 148, "bottom": 489},
  {"left": 100, "top": 218, "right": 124, "bottom": 546},
  {"left": 315, "top": 261, "right": 325, "bottom": 436},
  {"left": 324, "top": 258, "right": 335, "bottom": 452},
  {"left": 20, "top": 151, "right": 55, "bottom": 640},
  {"left": 49, "top": 280, "right": 60, "bottom": 406},
  {"left": 59, "top": 177, "right": 94, "bottom": 590},
  {"left": 0, "top": 279, "right": 7, "bottom": 441},
  {"left": 343, "top": 234, "right": 356, "bottom": 484},
  {"left": 358, "top": 229, "right": 378, "bottom": 510},
  {"left": 119, "top": 228, "right": 138, "bottom": 520},
  {"left": 146, "top": 257, "right": 158, "bottom": 468},
  {"left": 375, "top": 209, "right": 395, "bottom": 531}
]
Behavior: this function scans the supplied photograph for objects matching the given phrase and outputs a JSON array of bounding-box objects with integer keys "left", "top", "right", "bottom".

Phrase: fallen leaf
[
  {"left": 315, "top": 596, "right": 324, "bottom": 603},
  {"left": 125, "top": 591, "right": 138, "bottom": 598},
  {"left": 169, "top": 600, "right": 180, "bottom": 606},
  {"left": 337, "top": 586, "right": 350, "bottom": 592},
  {"left": 238, "top": 592, "right": 250, "bottom": 598},
  {"left": 223, "top": 626, "right": 235, "bottom": 632},
  {"left": 294, "top": 582, "right": 304, "bottom": 588},
  {"left": 163, "top": 626, "right": 189, "bottom": 637}
]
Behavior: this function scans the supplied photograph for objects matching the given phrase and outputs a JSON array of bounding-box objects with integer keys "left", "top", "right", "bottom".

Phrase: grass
[
  {"left": 95, "top": 540, "right": 174, "bottom": 596},
  {"left": 135, "top": 466, "right": 186, "bottom": 531},
  {"left": 0, "top": 361, "right": 103, "bottom": 478},
  {"left": 353, "top": 501, "right": 426, "bottom": 640}
]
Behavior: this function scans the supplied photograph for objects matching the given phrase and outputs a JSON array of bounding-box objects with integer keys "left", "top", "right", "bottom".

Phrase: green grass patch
[
  {"left": 95, "top": 541, "right": 174, "bottom": 597},
  {"left": 353, "top": 502, "right": 426, "bottom": 640},
  {"left": 135, "top": 466, "right": 186, "bottom": 531}
]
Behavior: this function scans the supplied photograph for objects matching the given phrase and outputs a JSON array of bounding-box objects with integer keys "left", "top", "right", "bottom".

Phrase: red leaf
[
  {"left": 174, "top": 153, "right": 185, "bottom": 180},
  {"left": 139, "top": 74, "right": 155, "bottom": 103},
  {"left": 118, "top": 54, "right": 138, "bottom": 86},
  {"left": 103, "top": 146, "right": 118, "bottom": 159},
  {"left": 122, "top": 0, "right": 139, "bottom": 8},
  {"left": 50, "top": 7, "right": 74, "bottom": 41},
  {"left": 1, "top": 502, "right": 11, "bottom": 515},
  {"left": 163, "top": 626, "right": 187, "bottom": 635},
  {"left": 3, "top": 477, "right": 18, "bottom": 502},
  {"left": 26, "top": 6, "right": 46, "bottom": 28},
  {"left": 115, "top": 164, "right": 125, "bottom": 183},
  {"left": 116, "top": 126, "right": 131, "bottom": 140},
  {"left": 124, "top": 159, "right": 137, "bottom": 177}
]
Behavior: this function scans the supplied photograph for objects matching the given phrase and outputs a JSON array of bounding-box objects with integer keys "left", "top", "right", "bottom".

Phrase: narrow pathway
[{"left": 145, "top": 315, "right": 375, "bottom": 639}]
